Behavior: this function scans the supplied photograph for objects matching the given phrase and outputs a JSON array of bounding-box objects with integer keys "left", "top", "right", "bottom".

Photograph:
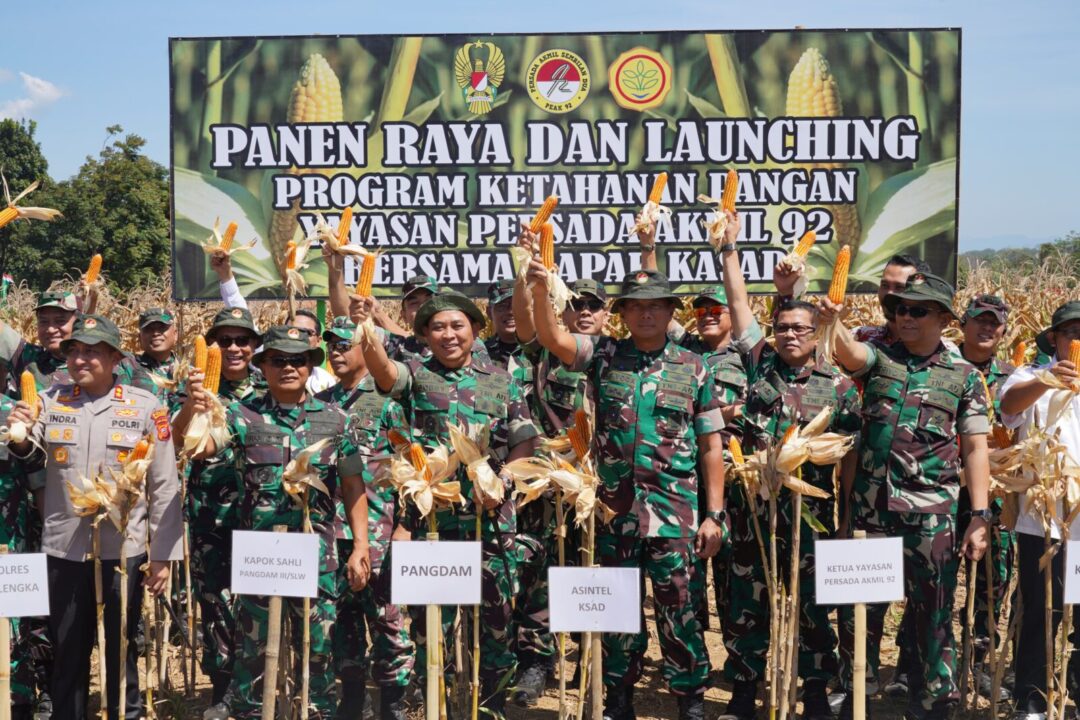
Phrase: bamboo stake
[
  {"left": 471, "top": 512, "right": 481, "bottom": 720},
  {"left": 589, "top": 511, "right": 603, "bottom": 720},
  {"left": 556, "top": 492, "right": 568, "bottom": 720},
  {"left": 426, "top": 520, "right": 441, "bottom": 720},
  {"left": 852, "top": 530, "right": 867, "bottom": 720},
  {"left": 94, "top": 522, "right": 108, "bottom": 720},
  {"left": 157, "top": 572, "right": 172, "bottom": 689},
  {"left": 144, "top": 576, "right": 155, "bottom": 720},
  {"left": 780, "top": 491, "right": 803, "bottom": 720},
  {"left": 984, "top": 543, "right": 996, "bottom": 715},
  {"left": 301, "top": 489, "right": 312, "bottom": 720},
  {"left": 959, "top": 559, "right": 976, "bottom": 711},
  {"left": 991, "top": 572, "right": 1021, "bottom": 720},
  {"left": 0, "top": 546, "right": 10, "bottom": 720},
  {"left": 1046, "top": 535, "right": 1055, "bottom": 719},
  {"left": 262, "top": 525, "right": 288, "bottom": 720},
  {"left": 182, "top": 520, "right": 194, "bottom": 695},
  {"left": 576, "top": 629, "right": 592, "bottom": 720},
  {"left": 118, "top": 541, "right": 129, "bottom": 720},
  {"left": 768, "top": 492, "right": 779, "bottom": 720}
]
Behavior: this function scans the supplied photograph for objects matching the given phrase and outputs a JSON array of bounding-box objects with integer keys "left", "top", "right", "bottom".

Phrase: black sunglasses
[
  {"left": 328, "top": 341, "right": 352, "bottom": 354},
  {"left": 267, "top": 355, "right": 308, "bottom": 369},
  {"left": 895, "top": 305, "right": 933, "bottom": 319},
  {"left": 215, "top": 334, "right": 254, "bottom": 348},
  {"left": 570, "top": 298, "right": 605, "bottom": 313}
]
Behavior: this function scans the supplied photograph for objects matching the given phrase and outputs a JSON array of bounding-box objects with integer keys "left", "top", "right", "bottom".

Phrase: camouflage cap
[
  {"left": 138, "top": 307, "right": 175, "bottom": 329},
  {"left": 486, "top": 279, "right": 516, "bottom": 306},
  {"left": 207, "top": 307, "right": 260, "bottom": 342},
  {"left": 60, "top": 314, "right": 123, "bottom": 354},
  {"left": 413, "top": 289, "right": 485, "bottom": 334},
  {"left": 611, "top": 269, "right": 679, "bottom": 313},
  {"left": 35, "top": 290, "right": 78, "bottom": 312},
  {"left": 963, "top": 294, "right": 1009, "bottom": 324},
  {"left": 569, "top": 278, "right": 608, "bottom": 302},
  {"left": 692, "top": 286, "right": 728, "bottom": 308},
  {"left": 252, "top": 325, "right": 325, "bottom": 366},
  {"left": 881, "top": 272, "right": 959, "bottom": 320},
  {"left": 322, "top": 315, "right": 357, "bottom": 343},
  {"left": 402, "top": 274, "right": 438, "bottom": 300},
  {"left": 1036, "top": 300, "right": 1080, "bottom": 352}
]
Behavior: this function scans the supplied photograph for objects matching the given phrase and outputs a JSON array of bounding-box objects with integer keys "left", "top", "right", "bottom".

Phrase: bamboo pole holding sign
[
  {"left": 852, "top": 530, "right": 867, "bottom": 720},
  {"left": 261, "top": 525, "right": 288, "bottom": 720},
  {"left": 0, "top": 546, "right": 9, "bottom": 720}
]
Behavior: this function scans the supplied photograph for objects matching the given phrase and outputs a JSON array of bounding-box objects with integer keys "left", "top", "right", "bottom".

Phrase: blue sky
[{"left": 1, "top": 0, "right": 1076, "bottom": 252}]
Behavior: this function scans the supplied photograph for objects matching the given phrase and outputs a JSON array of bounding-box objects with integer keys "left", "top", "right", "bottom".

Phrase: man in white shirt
[{"left": 999, "top": 300, "right": 1080, "bottom": 720}]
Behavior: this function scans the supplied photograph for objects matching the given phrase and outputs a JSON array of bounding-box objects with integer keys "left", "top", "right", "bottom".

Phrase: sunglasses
[
  {"left": 774, "top": 323, "right": 815, "bottom": 337},
  {"left": 695, "top": 305, "right": 728, "bottom": 319},
  {"left": 267, "top": 355, "right": 308, "bottom": 369},
  {"left": 570, "top": 298, "right": 605, "bottom": 313},
  {"left": 328, "top": 341, "right": 352, "bottom": 354},
  {"left": 216, "top": 334, "right": 254, "bottom": 348},
  {"left": 895, "top": 304, "right": 933, "bottom": 319},
  {"left": 294, "top": 327, "right": 317, "bottom": 337}
]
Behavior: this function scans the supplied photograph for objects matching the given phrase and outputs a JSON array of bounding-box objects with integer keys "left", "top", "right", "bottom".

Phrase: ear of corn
[
  {"left": 792, "top": 231, "right": 816, "bottom": 258},
  {"left": 567, "top": 409, "right": 591, "bottom": 459},
  {"left": 336, "top": 207, "right": 353, "bottom": 247},
  {"left": 1069, "top": 339, "right": 1080, "bottom": 369},
  {"left": 648, "top": 172, "right": 668, "bottom": 204},
  {"left": 204, "top": 345, "right": 222, "bottom": 396},
  {"left": 992, "top": 425, "right": 1012, "bottom": 448},
  {"left": 130, "top": 439, "right": 151, "bottom": 462},
  {"left": 286, "top": 241, "right": 298, "bottom": 270},
  {"left": 20, "top": 370, "right": 38, "bottom": 415},
  {"left": 721, "top": 169, "right": 739, "bottom": 212},
  {"left": 85, "top": 254, "right": 102, "bottom": 285},
  {"left": 540, "top": 223, "right": 556, "bottom": 271},
  {"left": 781, "top": 423, "right": 797, "bottom": 446},
  {"left": 409, "top": 443, "right": 432, "bottom": 481},
  {"left": 357, "top": 252, "right": 377, "bottom": 296},
  {"left": 828, "top": 245, "right": 851, "bottom": 304},
  {"left": 0, "top": 207, "right": 17, "bottom": 229},
  {"left": 221, "top": 222, "right": 237, "bottom": 252},
  {"left": 728, "top": 436, "right": 745, "bottom": 465},
  {"left": 388, "top": 429, "right": 409, "bottom": 449},
  {"left": 529, "top": 195, "right": 558, "bottom": 233},
  {"left": 1010, "top": 341, "right": 1027, "bottom": 367},
  {"left": 193, "top": 335, "right": 208, "bottom": 373}
]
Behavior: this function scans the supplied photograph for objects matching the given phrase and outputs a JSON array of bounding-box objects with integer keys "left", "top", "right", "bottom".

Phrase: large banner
[{"left": 170, "top": 29, "right": 960, "bottom": 300}]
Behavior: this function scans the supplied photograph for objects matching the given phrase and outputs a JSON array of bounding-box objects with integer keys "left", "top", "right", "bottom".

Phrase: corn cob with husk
[
  {"left": 268, "top": 54, "right": 344, "bottom": 289},
  {"left": 193, "top": 335, "right": 208, "bottom": 373},
  {"left": 81, "top": 254, "right": 104, "bottom": 314},
  {"left": 786, "top": 48, "right": 861, "bottom": 256},
  {"left": 283, "top": 437, "right": 333, "bottom": 502},
  {"left": 567, "top": 409, "right": 591, "bottom": 461},
  {"left": 447, "top": 423, "right": 505, "bottom": 506},
  {"left": 202, "top": 217, "right": 257, "bottom": 257},
  {"left": 778, "top": 231, "right": 818, "bottom": 297},
  {"left": 356, "top": 249, "right": 379, "bottom": 297},
  {"left": 540, "top": 223, "right": 556, "bottom": 271},
  {"left": 203, "top": 346, "right": 222, "bottom": 396},
  {"left": 1027, "top": 340, "right": 1080, "bottom": 423},
  {"left": 384, "top": 441, "right": 462, "bottom": 521},
  {"left": 530, "top": 195, "right": 558, "bottom": 234},
  {"left": 182, "top": 339, "right": 231, "bottom": 458},
  {"left": 513, "top": 205, "right": 576, "bottom": 315},
  {"left": 283, "top": 238, "right": 315, "bottom": 318},
  {"left": 0, "top": 371, "right": 41, "bottom": 444},
  {"left": 697, "top": 169, "right": 738, "bottom": 248},
  {"left": 0, "top": 171, "right": 62, "bottom": 230},
  {"left": 632, "top": 173, "right": 671, "bottom": 235},
  {"left": 506, "top": 451, "right": 613, "bottom": 528},
  {"left": 814, "top": 245, "right": 851, "bottom": 362},
  {"left": 306, "top": 207, "right": 366, "bottom": 258},
  {"left": 1011, "top": 341, "right": 1028, "bottom": 367}
]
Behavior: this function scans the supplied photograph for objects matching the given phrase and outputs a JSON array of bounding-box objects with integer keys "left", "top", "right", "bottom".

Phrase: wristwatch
[
  {"left": 640, "top": 243, "right": 656, "bottom": 252},
  {"left": 704, "top": 509, "right": 728, "bottom": 525},
  {"left": 968, "top": 508, "right": 993, "bottom": 523},
  {"left": 719, "top": 243, "right": 737, "bottom": 253}
]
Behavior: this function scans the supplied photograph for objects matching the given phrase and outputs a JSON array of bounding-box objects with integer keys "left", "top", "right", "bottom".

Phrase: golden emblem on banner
[{"left": 454, "top": 41, "right": 506, "bottom": 115}]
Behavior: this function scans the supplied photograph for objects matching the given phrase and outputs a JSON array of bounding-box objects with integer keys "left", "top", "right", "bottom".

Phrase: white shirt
[
  {"left": 307, "top": 366, "right": 336, "bottom": 395},
  {"left": 1000, "top": 360, "right": 1080, "bottom": 540}
]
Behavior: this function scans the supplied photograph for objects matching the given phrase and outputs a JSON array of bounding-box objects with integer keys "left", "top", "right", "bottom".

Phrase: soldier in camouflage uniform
[
  {"left": 317, "top": 316, "right": 414, "bottom": 719},
  {"left": 134, "top": 308, "right": 179, "bottom": 384},
  {"left": 181, "top": 325, "right": 369, "bottom": 720},
  {"left": 356, "top": 290, "right": 539, "bottom": 716},
  {"left": 821, "top": 273, "right": 992, "bottom": 720},
  {"left": 0, "top": 392, "right": 36, "bottom": 720},
  {"left": 169, "top": 307, "right": 265, "bottom": 715},
  {"left": 954, "top": 295, "right": 1016, "bottom": 698},
  {"left": 717, "top": 229, "right": 861, "bottom": 720},
  {"left": 527, "top": 259, "right": 728, "bottom": 720}
]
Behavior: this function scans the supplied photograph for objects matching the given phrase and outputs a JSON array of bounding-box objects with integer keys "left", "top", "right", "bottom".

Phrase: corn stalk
[{"left": 262, "top": 526, "right": 288, "bottom": 720}]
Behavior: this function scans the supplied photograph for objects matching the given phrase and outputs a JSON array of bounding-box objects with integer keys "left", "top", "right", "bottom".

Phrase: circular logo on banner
[
  {"left": 608, "top": 47, "right": 672, "bottom": 111},
  {"left": 526, "top": 50, "right": 590, "bottom": 113}
]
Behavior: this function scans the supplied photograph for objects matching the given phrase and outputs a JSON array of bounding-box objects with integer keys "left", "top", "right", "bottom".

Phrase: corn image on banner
[{"left": 169, "top": 29, "right": 960, "bottom": 300}]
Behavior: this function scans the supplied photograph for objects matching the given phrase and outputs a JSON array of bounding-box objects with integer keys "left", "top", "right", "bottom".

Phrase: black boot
[
  {"left": 512, "top": 661, "right": 549, "bottom": 707},
  {"left": 677, "top": 692, "right": 705, "bottom": 720},
  {"left": 603, "top": 686, "right": 636, "bottom": 720},
  {"left": 209, "top": 671, "right": 231, "bottom": 705},
  {"left": 379, "top": 685, "right": 408, "bottom": 720},
  {"left": 481, "top": 680, "right": 507, "bottom": 719},
  {"left": 339, "top": 680, "right": 367, "bottom": 718},
  {"left": 720, "top": 680, "right": 758, "bottom": 720},
  {"left": 838, "top": 692, "right": 872, "bottom": 720},
  {"left": 799, "top": 680, "right": 832, "bottom": 720},
  {"left": 12, "top": 706, "right": 33, "bottom": 720}
]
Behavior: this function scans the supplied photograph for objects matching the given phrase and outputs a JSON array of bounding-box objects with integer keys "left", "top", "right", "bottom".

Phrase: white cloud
[{"left": 0, "top": 72, "right": 65, "bottom": 120}]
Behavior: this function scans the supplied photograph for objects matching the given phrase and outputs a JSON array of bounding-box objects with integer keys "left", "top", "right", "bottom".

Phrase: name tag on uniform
[
  {"left": 0, "top": 553, "right": 49, "bottom": 618},
  {"left": 231, "top": 531, "right": 319, "bottom": 599}
]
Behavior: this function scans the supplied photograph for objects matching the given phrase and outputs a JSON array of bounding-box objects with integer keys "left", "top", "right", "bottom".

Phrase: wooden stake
[
  {"left": 262, "top": 525, "right": 288, "bottom": 720},
  {"left": 118, "top": 542, "right": 129, "bottom": 720},
  {"left": 556, "top": 493, "right": 568, "bottom": 720},
  {"left": 471, "top": 513, "right": 481, "bottom": 720},
  {"left": 94, "top": 523, "right": 108, "bottom": 720},
  {"left": 984, "top": 543, "right": 996, "bottom": 710},
  {"left": 768, "top": 493, "right": 779, "bottom": 720},
  {"left": 157, "top": 572, "right": 172, "bottom": 690},
  {"left": 0, "top": 546, "right": 10, "bottom": 720},
  {"left": 301, "top": 493, "right": 312, "bottom": 720},
  {"left": 144, "top": 581, "right": 155, "bottom": 720},
  {"left": 992, "top": 572, "right": 1021, "bottom": 720},
  {"left": 1057, "top": 572, "right": 1073, "bottom": 720},
  {"left": 853, "top": 530, "right": 867, "bottom": 720},
  {"left": 1046, "top": 535, "right": 1055, "bottom": 719},
  {"left": 959, "top": 559, "right": 976, "bottom": 710},
  {"left": 181, "top": 520, "right": 193, "bottom": 696},
  {"left": 589, "top": 508, "right": 603, "bottom": 720},
  {"left": 426, "top": 526, "right": 441, "bottom": 720},
  {"left": 780, "top": 492, "right": 803, "bottom": 720}
]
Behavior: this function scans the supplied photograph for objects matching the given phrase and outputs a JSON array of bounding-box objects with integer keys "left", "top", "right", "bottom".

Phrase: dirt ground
[{"left": 88, "top": 579, "right": 1004, "bottom": 719}]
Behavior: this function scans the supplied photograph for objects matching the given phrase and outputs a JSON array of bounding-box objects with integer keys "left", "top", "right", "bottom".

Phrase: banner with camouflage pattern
[{"left": 169, "top": 29, "right": 960, "bottom": 300}]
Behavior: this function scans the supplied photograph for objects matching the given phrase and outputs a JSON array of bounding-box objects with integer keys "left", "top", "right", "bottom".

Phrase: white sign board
[
  {"left": 391, "top": 541, "right": 482, "bottom": 605},
  {"left": 1064, "top": 541, "right": 1080, "bottom": 605},
  {"left": 815, "top": 537, "right": 904, "bottom": 605},
  {"left": 231, "top": 530, "right": 320, "bottom": 599},
  {"left": 0, "top": 553, "right": 49, "bottom": 618},
  {"left": 549, "top": 567, "right": 641, "bottom": 633}
]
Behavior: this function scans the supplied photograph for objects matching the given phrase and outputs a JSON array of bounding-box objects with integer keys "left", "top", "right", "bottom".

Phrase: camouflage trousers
[
  {"left": 412, "top": 533, "right": 518, "bottom": 687},
  {"left": 228, "top": 574, "right": 337, "bottom": 719},
  {"left": 723, "top": 485, "right": 838, "bottom": 683},
  {"left": 7, "top": 617, "right": 35, "bottom": 708},
  {"left": 513, "top": 532, "right": 555, "bottom": 661},
  {"left": 598, "top": 534, "right": 709, "bottom": 696},
  {"left": 190, "top": 523, "right": 235, "bottom": 678},
  {"left": 839, "top": 508, "right": 959, "bottom": 714},
  {"left": 333, "top": 539, "right": 414, "bottom": 686}
]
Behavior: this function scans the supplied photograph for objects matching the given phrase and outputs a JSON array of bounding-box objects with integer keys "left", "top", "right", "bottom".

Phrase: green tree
[
  {"left": 9, "top": 126, "right": 170, "bottom": 291},
  {"left": 0, "top": 119, "right": 51, "bottom": 282}
]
